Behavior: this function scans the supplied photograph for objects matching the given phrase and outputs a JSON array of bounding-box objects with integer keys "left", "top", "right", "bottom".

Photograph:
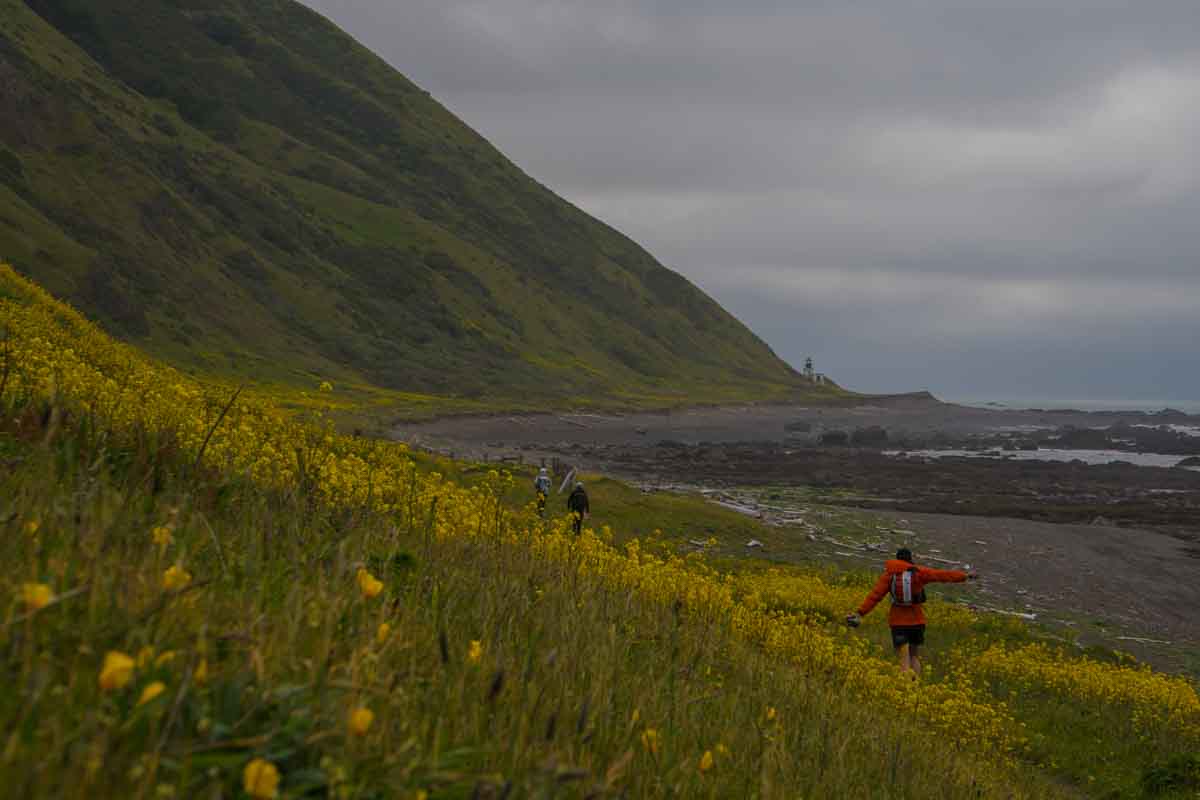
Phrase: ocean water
[
  {"left": 886, "top": 448, "right": 1199, "bottom": 470},
  {"left": 946, "top": 396, "right": 1200, "bottom": 415}
]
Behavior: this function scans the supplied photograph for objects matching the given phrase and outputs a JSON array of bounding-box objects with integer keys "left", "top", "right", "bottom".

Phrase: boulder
[
  {"left": 850, "top": 425, "right": 889, "bottom": 446},
  {"left": 820, "top": 429, "right": 849, "bottom": 446}
]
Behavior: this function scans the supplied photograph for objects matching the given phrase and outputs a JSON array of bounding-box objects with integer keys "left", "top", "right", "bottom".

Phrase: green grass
[
  {"left": 7, "top": 403, "right": 1199, "bottom": 798},
  {"left": 0, "top": 397, "right": 1065, "bottom": 799}
]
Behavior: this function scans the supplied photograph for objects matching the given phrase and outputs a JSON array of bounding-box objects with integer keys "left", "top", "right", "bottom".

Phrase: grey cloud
[{"left": 302, "top": 0, "right": 1200, "bottom": 401}]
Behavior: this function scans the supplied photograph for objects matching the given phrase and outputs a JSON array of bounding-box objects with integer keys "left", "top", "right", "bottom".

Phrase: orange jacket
[{"left": 858, "top": 559, "right": 967, "bottom": 627}]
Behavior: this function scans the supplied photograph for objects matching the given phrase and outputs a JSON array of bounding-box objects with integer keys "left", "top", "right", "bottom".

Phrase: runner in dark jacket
[{"left": 566, "top": 482, "right": 589, "bottom": 534}]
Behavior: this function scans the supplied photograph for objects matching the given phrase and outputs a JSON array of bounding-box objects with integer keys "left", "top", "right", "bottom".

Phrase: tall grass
[
  {"left": 0, "top": 264, "right": 1197, "bottom": 798},
  {"left": 1, "top": 411, "right": 1055, "bottom": 799}
]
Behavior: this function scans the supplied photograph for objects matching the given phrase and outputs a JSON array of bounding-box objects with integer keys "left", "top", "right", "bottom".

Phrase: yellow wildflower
[
  {"left": 137, "top": 681, "right": 166, "bottom": 706},
  {"left": 318, "top": 380, "right": 333, "bottom": 392},
  {"left": 193, "top": 659, "right": 209, "bottom": 687},
  {"left": 243, "top": 758, "right": 280, "bottom": 799},
  {"left": 162, "top": 565, "right": 192, "bottom": 592},
  {"left": 376, "top": 623, "right": 391, "bottom": 645},
  {"left": 99, "top": 651, "right": 135, "bottom": 691},
  {"left": 698, "top": 750, "right": 714, "bottom": 774},
  {"left": 467, "top": 640, "right": 483, "bottom": 664},
  {"left": 151, "top": 525, "right": 174, "bottom": 548},
  {"left": 137, "top": 646, "right": 156, "bottom": 669},
  {"left": 640, "top": 728, "right": 660, "bottom": 755},
  {"left": 356, "top": 568, "right": 383, "bottom": 599},
  {"left": 766, "top": 706, "right": 777, "bottom": 722},
  {"left": 154, "top": 650, "right": 177, "bottom": 667},
  {"left": 347, "top": 707, "right": 374, "bottom": 736},
  {"left": 21, "top": 582, "right": 53, "bottom": 611},
  {"left": 24, "top": 520, "right": 39, "bottom": 535}
]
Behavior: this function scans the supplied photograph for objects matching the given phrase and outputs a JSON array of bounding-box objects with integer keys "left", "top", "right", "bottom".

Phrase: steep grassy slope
[
  {"left": 3, "top": 266, "right": 1198, "bottom": 798},
  {"left": 0, "top": 0, "right": 818, "bottom": 407},
  {"left": 0, "top": 265, "right": 1047, "bottom": 798}
]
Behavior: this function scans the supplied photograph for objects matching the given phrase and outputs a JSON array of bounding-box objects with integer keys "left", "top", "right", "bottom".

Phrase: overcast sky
[{"left": 302, "top": 0, "right": 1199, "bottom": 405}]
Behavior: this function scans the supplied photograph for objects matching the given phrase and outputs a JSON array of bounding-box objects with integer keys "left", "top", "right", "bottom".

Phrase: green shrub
[{"left": 1143, "top": 754, "right": 1200, "bottom": 797}]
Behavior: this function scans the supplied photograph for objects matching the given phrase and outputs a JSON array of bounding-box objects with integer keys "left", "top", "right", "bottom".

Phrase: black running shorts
[{"left": 891, "top": 624, "right": 926, "bottom": 648}]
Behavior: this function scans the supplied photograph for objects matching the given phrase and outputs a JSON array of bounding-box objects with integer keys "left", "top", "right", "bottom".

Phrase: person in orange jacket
[{"left": 846, "top": 547, "right": 976, "bottom": 674}]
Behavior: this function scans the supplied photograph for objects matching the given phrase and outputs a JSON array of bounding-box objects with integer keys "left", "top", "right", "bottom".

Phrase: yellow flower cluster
[
  {"left": 244, "top": 758, "right": 280, "bottom": 799},
  {"left": 21, "top": 582, "right": 54, "bottom": 611},
  {"left": 99, "top": 651, "right": 135, "bottom": 691},
  {"left": 348, "top": 706, "right": 374, "bottom": 736},
  {"left": 137, "top": 681, "right": 166, "bottom": 707},
  {"left": 162, "top": 565, "right": 192, "bottom": 592},
  {"left": 356, "top": 569, "right": 384, "bottom": 599},
  {"left": 0, "top": 265, "right": 407, "bottom": 511},
  {"left": 152, "top": 525, "right": 174, "bottom": 548},
  {"left": 967, "top": 643, "right": 1200, "bottom": 744},
  {"left": 742, "top": 569, "right": 980, "bottom": 630}
]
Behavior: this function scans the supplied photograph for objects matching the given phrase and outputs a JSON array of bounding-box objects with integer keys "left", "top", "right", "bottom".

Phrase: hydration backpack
[{"left": 889, "top": 566, "right": 926, "bottom": 606}]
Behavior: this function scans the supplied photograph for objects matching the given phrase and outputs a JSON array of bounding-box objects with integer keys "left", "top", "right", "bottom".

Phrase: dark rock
[
  {"left": 820, "top": 430, "right": 849, "bottom": 446},
  {"left": 850, "top": 425, "right": 889, "bottom": 446}
]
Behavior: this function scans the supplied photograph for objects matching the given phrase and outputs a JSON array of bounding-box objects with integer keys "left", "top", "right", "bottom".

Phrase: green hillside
[{"left": 0, "top": 0, "right": 821, "bottom": 407}]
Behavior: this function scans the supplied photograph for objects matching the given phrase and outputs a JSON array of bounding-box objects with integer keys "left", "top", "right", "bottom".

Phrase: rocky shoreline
[
  {"left": 394, "top": 395, "right": 1200, "bottom": 666},
  {"left": 395, "top": 396, "right": 1200, "bottom": 538}
]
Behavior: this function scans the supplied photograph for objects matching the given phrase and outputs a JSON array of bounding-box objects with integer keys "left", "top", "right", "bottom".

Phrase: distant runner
[
  {"left": 846, "top": 547, "right": 976, "bottom": 675},
  {"left": 533, "top": 467, "right": 551, "bottom": 516},
  {"left": 566, "top": 481, "right": 589, "bottom": 534}
]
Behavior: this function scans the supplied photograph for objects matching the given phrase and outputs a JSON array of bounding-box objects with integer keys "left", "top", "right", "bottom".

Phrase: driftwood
[
  {"left": 713, "top": 500, "right": 761, "bottom": 517},
  {"left": 971, "top": 604, "right": 1038, "bottom": 621}
]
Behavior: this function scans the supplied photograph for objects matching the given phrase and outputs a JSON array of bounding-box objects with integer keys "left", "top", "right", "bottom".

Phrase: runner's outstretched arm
[
  {"left": 848, "top": 571, "right": 891, "bottom": 625},
  {"left": 916, "top": 567, "right": 973, "bottom": 584},
  {"left": 857, "top": 571, "right": 892, "bottom": 616}
]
